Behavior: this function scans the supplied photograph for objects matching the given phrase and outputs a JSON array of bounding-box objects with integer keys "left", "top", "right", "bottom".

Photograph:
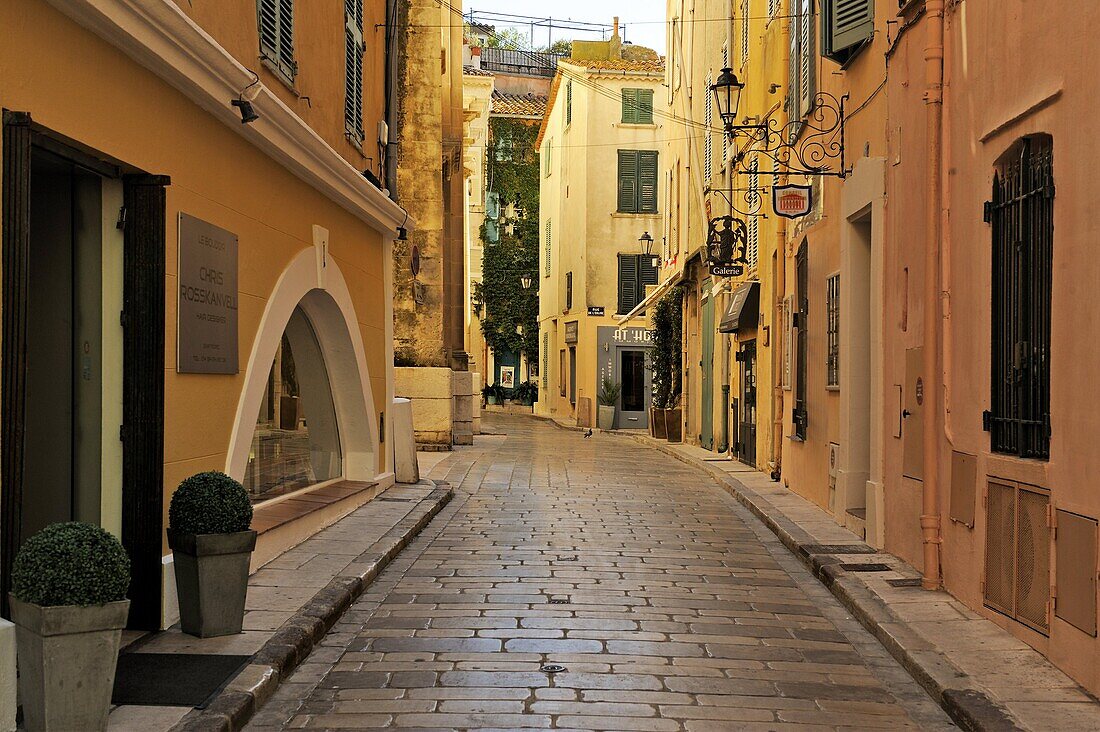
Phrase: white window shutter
[
  {"left": 747, "top": 157, "right": 759, "bottom": 268},
  {"left": 704, "top": 74, "right": 713, "bottom": 183},
  {"left": 799, "top": 0, "right": 814, "bottom": 114},
  {"left": 277, "top": 0, "right": 295, "bottom": 77}
]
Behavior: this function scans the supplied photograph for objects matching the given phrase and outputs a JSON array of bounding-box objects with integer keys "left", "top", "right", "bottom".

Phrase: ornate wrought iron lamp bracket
[{"left": 726, "top": 92, "right": 850, "bottom": 180}]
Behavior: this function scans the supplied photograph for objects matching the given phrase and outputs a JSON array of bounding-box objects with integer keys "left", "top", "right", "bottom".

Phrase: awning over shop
[
  {"left": 616, "top": 270, "right": 683, "bottom": 327},
  {"left": 719, "top": 281, "right": 760, "bottom": 333}
]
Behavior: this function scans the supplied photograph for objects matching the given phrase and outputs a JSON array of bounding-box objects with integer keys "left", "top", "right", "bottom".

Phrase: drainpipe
[
  {"left": 772, "top": 11, "right": 791, "bottom": 480},
  {"left": 921, "top": 0, "right": 945, "bottom": 591}
]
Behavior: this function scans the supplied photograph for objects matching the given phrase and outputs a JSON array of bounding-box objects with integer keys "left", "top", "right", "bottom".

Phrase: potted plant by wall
[
  {"left": 515, "top": 380, "right": 538, "bottom": 406},
  {"left": 10, "top": 522, "right": 131, "bottom": 731},
  {"left": 482, "top": 383, "right": 504, "bottom": 405},
  {"left": 648, "top": 292, "right": 676, "bottom": 439},
  {"left": 663, "top": 288, "right": 685, "bottom": 443},
  {"left": 665, "top": 392, "right": 684, "bottom": 443},
  {"left": 597, "top": 377, "right": 621, "bottom": 430},
  {"left": 168, "top": 472, "right": 256, "bottom": 638}
]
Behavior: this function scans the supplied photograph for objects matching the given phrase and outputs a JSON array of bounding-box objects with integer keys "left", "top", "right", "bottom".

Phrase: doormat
[{"left": 112, "top": 653, "right": 252, "bottom": 708}]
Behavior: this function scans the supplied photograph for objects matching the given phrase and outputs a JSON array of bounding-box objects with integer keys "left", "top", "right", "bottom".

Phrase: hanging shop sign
[
  {"left": 772, "top": 184, "right": 813, "bottom": 219},
  {"left": 705, "top": 215, "right": 747, "bottom": 277},
  {"left": 177, "top": 213, "right": 238, "bottom": 374}
]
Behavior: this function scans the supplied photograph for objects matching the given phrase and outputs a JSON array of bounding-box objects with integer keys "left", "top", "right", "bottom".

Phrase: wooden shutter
[
  {"left": 788, "top": 6, "right": 801, "bottom": 122},
  {"left": 740, "top": 0, "right": 750, "bottom": 68},
  {"left": 703, "top": 74, "right": 713, "bottom": 182},
  {"left": 637, "top": 89, "right": 654, "bottom": 123},
  {"left": 618, "top": 150, "right": 638, "bottom": 212},
  {"left": 799, "top": 0, "right": 815, "bottom": 114},
  {"left": 639, "top": 150, "right": 658, "bottom": 213},
  {"left": 258, "top": 0, "right": 279, "bottom": 60},
  {"left": 544, "top": 219, "right": 551, "bottom": 277},
  {"left": 826, "top": 0, "right": 873, "bottom": 58},
  {"left": 747, "top": 157, "right": 759, "bottom": 267},
  {"left": 277, "top": 0, "right": 295, "bottom": 76},
  {"left": 639, "top": 255, "right": 658, "bottom": 299},
  {"left": 621, "top": 88, "right": 638, "bottom": 123},
  {"left": 344, "top": 0, "right": 364, "bottom": 142},
  {"left": 618, "top": 254, "right": 639, "bottom": 314},
  {"left": 566, "top": 80, "right": 573, "bottom": 125}
]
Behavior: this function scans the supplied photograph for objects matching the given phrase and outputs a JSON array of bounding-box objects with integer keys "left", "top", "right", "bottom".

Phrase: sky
[{"left": 464, "top": 1, "right": 668, "bottom": 55}]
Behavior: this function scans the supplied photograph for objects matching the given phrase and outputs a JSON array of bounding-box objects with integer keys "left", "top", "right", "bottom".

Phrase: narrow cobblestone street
[{"left": 248, "top": 416, "right": 953, "bottom": 730}]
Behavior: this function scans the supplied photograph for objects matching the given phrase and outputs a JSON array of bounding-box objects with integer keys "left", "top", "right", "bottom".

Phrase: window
[
  {"left": 566, "top": 79, "right": 573, "bottom": 125},
  {"left": 821, "top": 0, "right": 874, "bottom": 64},
  {"left": 543, "top": 139, "right": 552, "bottom": 176},
  {"left": 986, "top": 137, "right": 1053, "bottom": 460},
  {"left": 243, "top": 307, "right": 340, "bottom": 500},
  {"left": 787, "top": 0, "right": 815, "bottom": 124},
  {"left": 258, "top": 0, "right": 296, "bottom": 84},
  {"left": 621, "top": 88, "right": 654, "bottom": 124},
  {"left": 495, "top": 131, "right": 514, "bottom": 162},
  {"left": 826, "top": 273, "right": 840, "bottom": 388},
  {"left": 740, "top": 0, "right": 750, "bottom": 69},
  {"left": 617, "top": 150, "right": 659, "bottom": 213},
  {"left": 544, "top": 219, "right": 551, "bottom": 277},
  {"left": 747, "top": 157, "right": 760, "bottom": 268},
  {"left": 793, "top": 244, "right": 808, "bottom": 439},
  {"left": 565, "top": 271, "right": 573, "bottom": 310},
  {"left": 559, "top": 349, "right": 567, "bottom": 396},
  {"left": 344, "top": 0, "right": 364, "bottom": 144},
  {"left": 703, "top": 74, "right": 713, "bottom": 182},
  {"left": 617, "top": 253, "right": 659, "bottom": 314},
  {"left": 542, "top": 332, "right": 549, "bottom": 388}
]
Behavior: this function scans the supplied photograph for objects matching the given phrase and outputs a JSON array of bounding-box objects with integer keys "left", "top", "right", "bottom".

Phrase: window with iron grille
[
  {"left": 617, "top": 254, "right": 659, "bottom": 314},
  {"left": 793, "top": 243, "right": 809, "bottom": 439},
  {"left": 344, "top": 0, "right": 364, "bottom": 144},
  {"left": 985, "top": 136, "right": 1053, "bottom": 460},
  {"left": 826, "top": 273, "right": 840, "bottom": 387},
  {"left": 258, "top": 0, "right": 296, "bottom": 84}
]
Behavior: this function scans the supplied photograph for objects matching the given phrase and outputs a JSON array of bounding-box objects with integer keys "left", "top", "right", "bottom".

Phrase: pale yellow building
[{"left": 536, "top": 29, "right": 665, "bottom": 429}]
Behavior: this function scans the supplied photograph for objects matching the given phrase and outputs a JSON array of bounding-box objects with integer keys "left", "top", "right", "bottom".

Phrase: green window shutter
[
  {"left": 618, "top": 254, "right": 640, "bottom": 314},
  {"left": 622, "top": 88, "right": 638, "bottom": 123},
  {"left": 618, "top": 150, "right": 638, "bottom": 212},
  {"left": 639, "top": 150, "right": 658, "bottom": 213},
  {"left": 277, "top": 0, "right": 295, "bottom": 78},
  {"left": 824, "top": 0, "right": 874, "bottom": 61},
  {"left": 344, "top": 0, "right": 364, "bottom": 142},
  {"left": 638, "top": 255, "right": 658, "bottom": 305},
  {"left": 637, "top": 89, "right": 654, "bottom": 123},
  {"left": 258, "top": 0, "right": 279, "bottom": 59}
]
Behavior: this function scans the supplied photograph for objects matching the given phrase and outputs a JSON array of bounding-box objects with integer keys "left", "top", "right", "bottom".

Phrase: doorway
[
  {"left": 840, "top": 212, "right": 873, "bottom": 525},
  {"left": 736, "top": 339, "right": 757, "bottom": 465},
  {"left": 700, "top": 283, "right": 715, "bottom": 448},
  {"left": 616, "top": 348, "right": 649, "bottom": 429}
]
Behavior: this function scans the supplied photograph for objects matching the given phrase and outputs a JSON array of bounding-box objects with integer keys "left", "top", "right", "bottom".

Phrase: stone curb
[
  {"left": 170, "top": 483, "right": 454, "bottom": 732},
  {"left": 631, "top": 434, "right": 1022, "bottom": 732}
]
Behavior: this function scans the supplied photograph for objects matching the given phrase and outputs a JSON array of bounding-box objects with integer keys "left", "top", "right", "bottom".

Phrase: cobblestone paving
[{"left": 248, "top": 416, "right": 954, "bottom": 730}]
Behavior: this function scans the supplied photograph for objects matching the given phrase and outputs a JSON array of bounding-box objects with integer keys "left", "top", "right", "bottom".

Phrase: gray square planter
[
  {"left": 168, "top": 530, "right": 257, "bottom": 638},
  {"left": 9, "top": 595, "right": 129, "bottom": 732}
]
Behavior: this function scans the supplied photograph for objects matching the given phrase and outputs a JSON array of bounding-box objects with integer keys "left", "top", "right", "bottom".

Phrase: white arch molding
[{"left": 226, "top": 247, "right": 383, "bottom": 485}]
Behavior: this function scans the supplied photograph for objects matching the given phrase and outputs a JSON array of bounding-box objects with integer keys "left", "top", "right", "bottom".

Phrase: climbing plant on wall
[{"left": 475, "top": 117, "right": 540, "bottom": 360}]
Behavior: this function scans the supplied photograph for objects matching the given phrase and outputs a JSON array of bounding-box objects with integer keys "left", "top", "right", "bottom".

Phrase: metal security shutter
[
  {"left": 258, "top": 0, "right": 296, "bottom": 82},
  {"left": 344, "top": 0, "right": 364, "bottom": 143},
  {"left": 823, "top": 0, "right": 873, "bottom": 62},
  {"left": 639, "top": 151, "right": 658, "bottom": 213},
  {"left": 618, "top": 254, "right": 639, "bottom": 314},
  {"left": 618, "top": 150, "right": 638, "bottom": 212}
]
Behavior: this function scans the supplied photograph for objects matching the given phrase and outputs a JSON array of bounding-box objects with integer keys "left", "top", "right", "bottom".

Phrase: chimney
[
  {"left": 613, "top": 16, "right": 619, "bottom": 38},
  {"left": 610, "top": 16, "right": 622, "bottom": 60}
]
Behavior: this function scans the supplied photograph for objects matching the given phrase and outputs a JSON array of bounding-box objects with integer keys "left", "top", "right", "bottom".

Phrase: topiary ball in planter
[
  {"left": 12, "top": 522, "right": 130, "bottom": 607},
  {"left": 169, "top": 471, "right": 253, "bottom": 536}
]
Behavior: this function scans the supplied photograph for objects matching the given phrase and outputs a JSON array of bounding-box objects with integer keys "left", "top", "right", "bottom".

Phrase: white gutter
[{"left": 616, "top": 270, "right": 683, "bottom": 327}]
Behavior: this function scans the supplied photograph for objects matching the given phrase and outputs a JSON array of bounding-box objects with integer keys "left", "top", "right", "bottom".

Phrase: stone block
[
  {"left": 391, "top": 398, "right": 420, "bottom": 484},
  {"left": 396, "top": 367, "right": 453, "bottom": 446}
]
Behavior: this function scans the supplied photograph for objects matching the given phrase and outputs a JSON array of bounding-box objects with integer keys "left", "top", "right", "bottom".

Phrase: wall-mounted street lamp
[
  {"left": 520, "top": 274, "right": 534, "bottom": 290},
  {"left": 639, "top": 231, "right": 658, "bottom": 268},
  {"left": 711, "top": 67, "right": 744, "bottom": 135}
]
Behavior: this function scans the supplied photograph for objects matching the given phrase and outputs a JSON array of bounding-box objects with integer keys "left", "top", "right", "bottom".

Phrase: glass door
[{"left": 617, "top": 349, "right": 649, "bottom": 429}]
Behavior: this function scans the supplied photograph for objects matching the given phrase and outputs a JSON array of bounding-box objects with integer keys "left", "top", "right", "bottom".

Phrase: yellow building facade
[
  {"left": 536, "top": 37, "right": 665, "bottom": 429},
  {"left": 1, "top": 0, "right": 404, "bottom": 628}
]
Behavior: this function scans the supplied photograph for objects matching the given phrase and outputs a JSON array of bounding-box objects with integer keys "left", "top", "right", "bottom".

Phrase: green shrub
[
  {"left": 598, "top": 377, "right": 622, "bottom": 406},
  {"left": 169, "top": 471, "right": 253, "bottom": 535},
  {"left": 12, "top": 522, "right": 130, "bottom": 607}
]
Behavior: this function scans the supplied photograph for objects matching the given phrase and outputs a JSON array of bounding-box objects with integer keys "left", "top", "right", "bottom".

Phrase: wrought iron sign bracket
[{"left": 729, "top": 92, "right": 850, "bottom": 180}]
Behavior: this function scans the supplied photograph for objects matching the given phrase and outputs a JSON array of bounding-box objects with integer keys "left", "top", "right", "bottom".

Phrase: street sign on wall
[
  {"left": 177, "top": 213, "right": 239, "bottom": 374},
  {"left": 588, "top": 306, "right": 604, "bottom": 317}
]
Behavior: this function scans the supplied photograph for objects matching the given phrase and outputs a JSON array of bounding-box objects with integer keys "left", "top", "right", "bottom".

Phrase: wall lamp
[{"left": 231, "top": 98, "right": 259, "bottom": 124}]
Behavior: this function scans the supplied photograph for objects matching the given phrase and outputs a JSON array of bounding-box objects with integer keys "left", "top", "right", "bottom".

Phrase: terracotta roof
[
  {"left": 463, "top": 64, "right": 494, "bottom": 77},
  {"left": 491, "top": 90, "right": 548, "bottom": 118},
  {"left": 580, "top": 58, "right": 666, "bottom": 74}
]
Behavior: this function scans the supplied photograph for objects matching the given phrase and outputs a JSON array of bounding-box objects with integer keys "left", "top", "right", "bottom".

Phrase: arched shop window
[{"left": 243, "top": 306, "right": 341, "bottom": 500}]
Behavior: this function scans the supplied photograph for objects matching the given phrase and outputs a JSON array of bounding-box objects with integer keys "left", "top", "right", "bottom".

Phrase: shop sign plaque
[{"left": 177, "top": 213, "right": 239, "bottom": 374}]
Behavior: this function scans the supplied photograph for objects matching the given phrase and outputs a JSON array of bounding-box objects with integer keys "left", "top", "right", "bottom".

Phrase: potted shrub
[
  {"left": 515, "top": 380, "right": 538, "bottom": 406},
  {"left": 482, "top": 383, "right": 503, "bottom": 405},
  {"left": 597, "top": 377, "right": 620, "bottom": 430},
  {"left": 666, "top": 393, "right": 684, "bottom": 443},
  {"left": 168, "top": 472, "right": 256, "bottom": 638},
  {"left": 10, "top": 522, "right": 131, "bottom": 731}
]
